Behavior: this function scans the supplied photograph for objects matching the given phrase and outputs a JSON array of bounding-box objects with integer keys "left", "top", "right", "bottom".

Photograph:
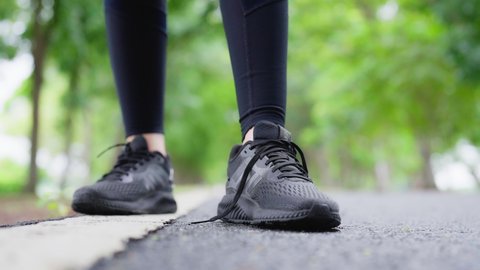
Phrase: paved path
[{"left": 92, "top": 192, "right": 480, "bottom": 270}]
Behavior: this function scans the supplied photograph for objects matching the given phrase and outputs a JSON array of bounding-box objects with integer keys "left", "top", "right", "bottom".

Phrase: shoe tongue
[
  {"left": 253, "top": 121, "right": 291, "bottom": 141},
  {"left": 128, "top": 135, "right": 149, "bottom": 152}
]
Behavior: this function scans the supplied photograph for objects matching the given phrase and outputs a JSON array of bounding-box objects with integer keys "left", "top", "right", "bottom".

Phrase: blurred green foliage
[
  {"left": 433, "top": 0, "right": 480, "bottom": 82},
  {"left": 0, "top": 0, "right": 479, "bottom": 194},
  {"left": 0, "top": 159, "right": 25, "bottom": 194},
  {"left": 0, "top": 159, "right": 47, "bottom": 194}
]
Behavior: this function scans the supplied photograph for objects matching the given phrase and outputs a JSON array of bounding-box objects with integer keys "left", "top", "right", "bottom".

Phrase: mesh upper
[{"left": 251, "top": 179, "right": 338, "bottom": 211}]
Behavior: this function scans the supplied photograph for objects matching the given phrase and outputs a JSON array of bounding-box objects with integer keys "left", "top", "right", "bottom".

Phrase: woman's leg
[
  {"left": 72, "top": 0, "right": 175, "bottom": 215},
  {"left": 220, "top": 0, "right": 288, "bottom": 141},
  {"left": 105, "top": 0, "right": 167, "bottom": 154},
  {"left": 204, "top": 0, "right": 341, "bottom": 229}
]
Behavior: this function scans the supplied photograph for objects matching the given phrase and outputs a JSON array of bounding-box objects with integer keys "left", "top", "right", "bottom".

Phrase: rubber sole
[
  {"left": 71, "top": 189, "right": 177, "bottom": 215},
  {"left": 218, "top": 194, "right": 341, "bottom": 231}
]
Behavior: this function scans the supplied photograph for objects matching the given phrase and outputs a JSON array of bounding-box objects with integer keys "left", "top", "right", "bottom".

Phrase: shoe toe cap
[
  {"left": 299, "top": 195, "right": 339, "bottom": 213},
  {"left": 72, "top": 186, "right": 98, "bottom": 203}
]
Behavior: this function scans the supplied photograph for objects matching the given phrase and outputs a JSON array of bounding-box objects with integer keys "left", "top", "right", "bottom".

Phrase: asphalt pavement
[{"left": 91, "top": 192, "right": 480, "bottom": 270}]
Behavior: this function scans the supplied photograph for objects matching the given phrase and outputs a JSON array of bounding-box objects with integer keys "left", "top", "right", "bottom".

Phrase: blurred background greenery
[{"left": 0, "top": 0, "right": 479, "bottom": 215}]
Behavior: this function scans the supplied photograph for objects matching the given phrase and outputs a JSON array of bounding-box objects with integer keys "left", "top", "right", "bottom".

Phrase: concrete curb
[{"left": 0, "top": 186, "right": 222, "bottom": 270}]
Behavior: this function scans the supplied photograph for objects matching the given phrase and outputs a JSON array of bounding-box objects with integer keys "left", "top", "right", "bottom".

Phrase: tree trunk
[
  {"left": 59, "top": 65, "right": 80, "bottom": 191},
  {"left": 25, "top": 65, "right": 43, "bottom": 193},
  {"left": 416, "top": 139, "right": 437, "bottom": 190},
  {"left": 59, "top": 113, "right": 73, "bottom": 191},
  {"left": 82, "top": 109, "right": 93, "bottom": 185},
  {"left": 305, "top": 148, "right": 333, "bottom": 187},
  {"left": 374, "top": 160, "right": 390, "bottom": 192},
  {"left": 355, "top": 0, "right": 375, "bottom": 20},
  {"left": 466, "top": 165, "right": 480, "bottom": 187},
  {"left": 317, "top": 147, "right": 334, "bottom": 187},
  {"left": 24, "top": 0, "right": 59, "bottom": 193},
  {"left": 338, "top": 147, "right": 354, "bottom": 188},
  {"left": 25, "top": 1, "right": 47, "bottom": 193}
]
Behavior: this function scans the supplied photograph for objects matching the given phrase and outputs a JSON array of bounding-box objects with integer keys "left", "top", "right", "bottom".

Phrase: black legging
[{"left": 105, "top": 0, "right": 288, "bottom": 138}]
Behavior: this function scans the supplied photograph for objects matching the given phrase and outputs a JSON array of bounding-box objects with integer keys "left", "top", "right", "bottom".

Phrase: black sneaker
[
  {"left": 194, "top": 121, "right": 340, "bottom": 230},
  {"left": 71, "top": 135, "right": 177, "bottom": 215}
]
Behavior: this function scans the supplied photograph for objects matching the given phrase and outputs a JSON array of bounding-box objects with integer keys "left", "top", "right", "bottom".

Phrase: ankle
[
  {"left": 127, "top": 133, "right": 167, "bottom": 156},
  {"left": 242, "top": 127, "right": 254, "bottom": 144}
]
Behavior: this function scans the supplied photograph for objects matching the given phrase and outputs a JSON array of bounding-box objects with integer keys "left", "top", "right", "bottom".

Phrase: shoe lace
[
  {"left": 191, "top": 139, "right": 310, "bottom": 224},
  {"left": 96, "top": 143, "right": 156, "bottom": 181}
]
